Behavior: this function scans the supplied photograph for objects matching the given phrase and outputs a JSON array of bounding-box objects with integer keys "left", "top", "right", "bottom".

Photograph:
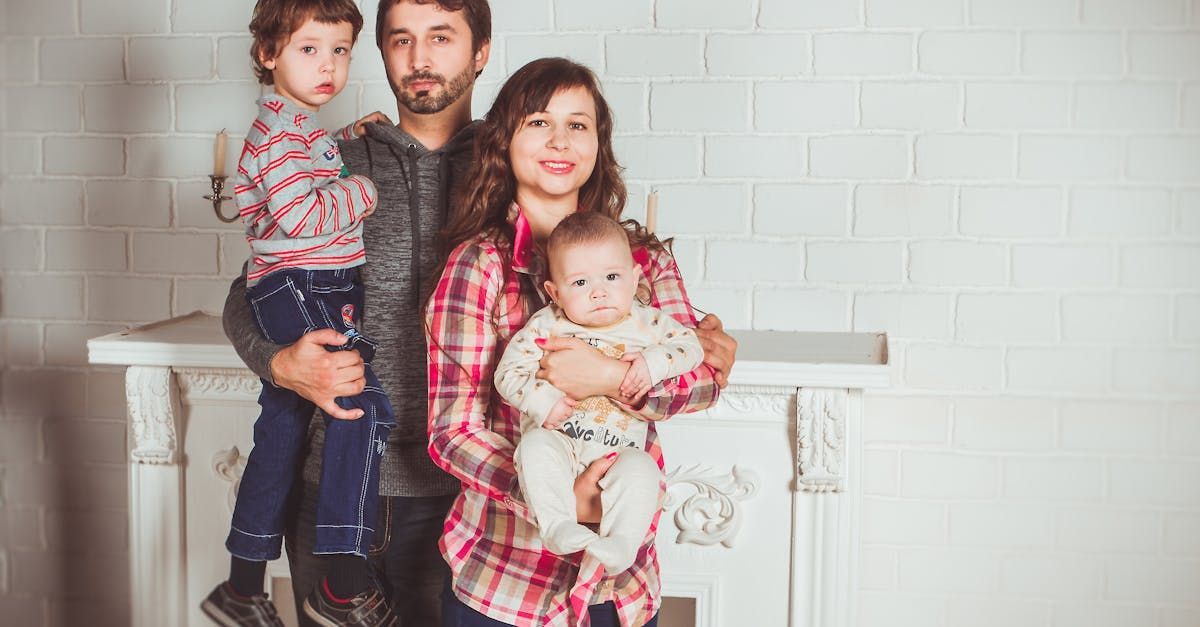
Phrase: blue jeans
[
  {"left": 227, "top": 267, "right": 395, "bottom": 560},
  {"left": 285, "top": 482, "right": 457, "bottom": 626},
  {"left": 441, "top": 583, "right": 660, "bottom": 627}
]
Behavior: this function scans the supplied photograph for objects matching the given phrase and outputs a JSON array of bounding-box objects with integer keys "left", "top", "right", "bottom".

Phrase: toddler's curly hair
[{"left": 249, "top": 0, "right": 364, "bottom": 85}]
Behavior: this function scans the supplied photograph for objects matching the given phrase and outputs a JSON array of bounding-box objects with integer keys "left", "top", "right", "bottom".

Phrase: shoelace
[{"left": 346, "top": 591, "right": 396, "bottom": 625}]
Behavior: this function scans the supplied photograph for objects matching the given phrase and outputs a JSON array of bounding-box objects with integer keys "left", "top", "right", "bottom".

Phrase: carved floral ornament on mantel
[
  {"left": 795, "top": 387, "right": 847, "bottom": 493},
  {"left": 664, "top": 464, "right": 760, "bottom": 547},
  {"left": 126, "top": 366, "right": 179, "bottom": 465},
  {"left": 213, "top": 446, "right": 247, "bottom": 512}
]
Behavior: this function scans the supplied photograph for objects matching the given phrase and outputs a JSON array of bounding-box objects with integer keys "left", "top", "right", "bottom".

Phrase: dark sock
[
  {"left": 229, "top": 556, "right": 267, "bottom": 597},
  {"left": 324, "top": 554, "right": 370, "bottom": 601}
]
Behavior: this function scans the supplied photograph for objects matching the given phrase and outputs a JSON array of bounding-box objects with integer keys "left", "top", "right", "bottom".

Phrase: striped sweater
[{"left": 235, "top": 95, "right": 377, "bottom": 286}]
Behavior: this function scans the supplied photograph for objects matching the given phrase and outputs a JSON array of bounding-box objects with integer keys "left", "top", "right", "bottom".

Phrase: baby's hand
[
  {"left": 352, "top": 111, "right": 393, "bottom": 137},
  {"left": 618, "top": 352, "right": 652, "bottom": 401},
  {"left": 543, "top": 397, "right": 577, "bottom": 430}
]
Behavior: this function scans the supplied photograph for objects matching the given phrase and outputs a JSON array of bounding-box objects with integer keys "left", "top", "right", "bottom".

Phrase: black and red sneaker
[
  {"left": 200, "top": 582, "right": 284, "bottom": 627},
  {"left": 301, "top": 578, "right": 398, "bottom": 627}
]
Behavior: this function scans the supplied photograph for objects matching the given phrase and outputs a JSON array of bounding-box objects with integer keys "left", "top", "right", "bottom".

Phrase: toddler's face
[
  {"left": 263, "top": 18, "right": 354, "bottom": 111},
  {"left": 545, "top": 237, "right": 639, "bottom": 328}
]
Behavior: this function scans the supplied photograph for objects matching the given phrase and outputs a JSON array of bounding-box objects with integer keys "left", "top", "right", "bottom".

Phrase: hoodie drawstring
[
  {"left": 407, "top": 147, "right": 422, "bottom": 309},
  {"left": 384, "top": 143, "right": 424, "bottom": 309}
]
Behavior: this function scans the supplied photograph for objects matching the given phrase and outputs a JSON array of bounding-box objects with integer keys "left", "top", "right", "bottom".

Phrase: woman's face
[{"left": 509, "top": 86, "right": 599, "bottom": 208}]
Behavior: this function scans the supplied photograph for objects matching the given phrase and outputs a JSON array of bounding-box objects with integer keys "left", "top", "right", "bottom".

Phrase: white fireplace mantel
[{"left": 90, "top": 311, "right": 888, "bottom": 627}]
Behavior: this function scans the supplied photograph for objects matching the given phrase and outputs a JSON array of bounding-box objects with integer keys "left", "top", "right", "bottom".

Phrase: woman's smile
[{"left": 540, "top": 160, "right": 576, "bottom": 174}]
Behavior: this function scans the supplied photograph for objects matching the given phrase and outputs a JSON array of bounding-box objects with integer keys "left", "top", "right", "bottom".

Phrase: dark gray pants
[{"left": 284, "top": 480, "right": 456, "bottom": 626}]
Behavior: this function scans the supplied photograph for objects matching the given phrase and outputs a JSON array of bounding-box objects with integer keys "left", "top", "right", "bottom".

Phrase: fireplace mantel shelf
[{"left": 90, "top": 311, "right": 889, "bottom": 389}]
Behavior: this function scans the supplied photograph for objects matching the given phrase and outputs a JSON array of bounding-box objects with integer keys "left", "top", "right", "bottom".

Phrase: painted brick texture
[{"left": 3, "top": 0, "right": 1199, "bottom": 625}]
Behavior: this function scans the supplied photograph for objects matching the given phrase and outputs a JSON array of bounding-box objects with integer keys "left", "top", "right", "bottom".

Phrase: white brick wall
[
  {"left": 757, "top": 81, "right": 856, "bottom": 131},
  {"left": 919, "top": 31, "right": 1018, "bottom": 75},
  {"left": 39, "top": 38, "right": 126, "bottom": 82},
  {"left": 3, "top": 1, "right": 1199, "bottom": 625}
]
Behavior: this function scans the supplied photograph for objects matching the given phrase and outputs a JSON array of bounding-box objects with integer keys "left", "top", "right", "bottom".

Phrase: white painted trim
[
  {"left": 661, "top": 573, "right": 721, "bottom": 627},
  {"left": 129, "top": 461, "right": 187, "bottom": 627},
  {"left": 729, "top": 361, "right": 890, "bottom": 390},
  {"left": 90, "top": 340, "right": 242, "bottom": 368},
  {"left": 788, "top": 389, "right": 862, "bottom": 627}
]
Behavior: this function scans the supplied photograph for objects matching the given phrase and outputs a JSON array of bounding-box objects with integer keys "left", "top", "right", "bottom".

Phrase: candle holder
[{"left": 204, "top": 175, "right": 238, "bottom": 223}]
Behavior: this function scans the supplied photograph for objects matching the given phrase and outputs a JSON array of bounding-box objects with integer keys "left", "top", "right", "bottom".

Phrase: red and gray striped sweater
[{"left": 235, "top": 95, "right": 377, "bottom": 286}]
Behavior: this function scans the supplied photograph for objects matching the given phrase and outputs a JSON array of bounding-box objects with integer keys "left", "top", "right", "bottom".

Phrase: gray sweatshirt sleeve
[{"left": 222, "top": 264, "right": 281, "bottom": 383}]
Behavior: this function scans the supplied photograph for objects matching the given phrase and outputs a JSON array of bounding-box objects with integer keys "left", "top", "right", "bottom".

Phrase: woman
[{"left": 425, "top": 57, "right": 735, "bottom": 627}]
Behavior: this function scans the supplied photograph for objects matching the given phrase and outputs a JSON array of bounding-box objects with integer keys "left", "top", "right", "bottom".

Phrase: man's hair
[
  {"left": 546, "top": 212, "right": 631, "bottom": 276},
  {"left": 249, "top": 0, "right": 364, "bottom": 85},
  {"left": 375, "top": 0, "right": 492, "bottom": 53}
]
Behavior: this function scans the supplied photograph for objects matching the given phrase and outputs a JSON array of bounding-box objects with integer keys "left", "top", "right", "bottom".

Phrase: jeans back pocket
[{"left": 248, "top": 277, "right": 315, "bottom": 345}]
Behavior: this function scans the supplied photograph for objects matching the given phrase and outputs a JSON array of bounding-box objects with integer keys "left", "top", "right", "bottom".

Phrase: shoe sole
[
  {"left": 200, "top": 600, "right": 245, "bottom": 627},
  {"left": 301, "top": 598, "right": 342, "bottom": 627}
]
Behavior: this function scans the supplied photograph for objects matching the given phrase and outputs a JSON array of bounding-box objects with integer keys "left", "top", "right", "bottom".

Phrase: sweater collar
[
  {"left": 362, "top": 119, "right": 480, "bottom": 157},
  {"left": 506, "top": 205, "right": 654, "bottom": 277}
]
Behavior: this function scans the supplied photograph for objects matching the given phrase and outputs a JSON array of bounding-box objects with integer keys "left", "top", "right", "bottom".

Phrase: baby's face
[{"left": 546, "top": 238, "right": 639, "bottom": 327}]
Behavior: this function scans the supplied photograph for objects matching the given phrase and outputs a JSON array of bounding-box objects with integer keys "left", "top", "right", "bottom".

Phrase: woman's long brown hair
[{"left": 433, "top": 57, "right": 666, "bottom": 280}]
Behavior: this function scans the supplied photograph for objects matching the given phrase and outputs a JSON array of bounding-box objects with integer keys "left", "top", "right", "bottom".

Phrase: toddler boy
[{"left": 201, "top": 0, "right": 398, "bottom": 625}]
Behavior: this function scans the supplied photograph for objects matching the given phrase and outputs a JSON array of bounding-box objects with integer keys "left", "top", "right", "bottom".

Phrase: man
[
  {"left": 223, "top": 1, "right": 737, "bottom": 625},
  {"left": 224, "top": 2, "right": 491, "bottom": 625}
]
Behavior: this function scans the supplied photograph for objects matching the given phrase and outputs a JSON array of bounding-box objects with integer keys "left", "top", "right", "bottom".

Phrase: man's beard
[{"left": 395, "top": 63, "right": 475, "bottom": 114}]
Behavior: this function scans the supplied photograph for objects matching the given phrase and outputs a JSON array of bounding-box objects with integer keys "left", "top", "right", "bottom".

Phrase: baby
[
  {"left": 495, "top": 212, "right": 704, "bottom": 573},
  {"left": 202, "top": 0, "right": 398, "bottom": 624}
]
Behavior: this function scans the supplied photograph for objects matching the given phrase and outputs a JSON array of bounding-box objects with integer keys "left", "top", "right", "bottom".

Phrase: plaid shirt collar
[
  {"left": 508, "top": 202, "right": 544, "bottom": 279},
  {"left": 508, "top": 203, "right": 654, "bottom": 280}
]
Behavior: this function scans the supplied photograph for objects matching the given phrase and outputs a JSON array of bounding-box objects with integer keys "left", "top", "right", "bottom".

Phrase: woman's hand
[
  {"left": 574, "top": 452, "right": 618, "bottom": 524},
  {"left": 537, "top": 337, "right": 628, "bottom": 400},
  {"left": 696, "top": 314, "right": 737, "bottom": 388}
]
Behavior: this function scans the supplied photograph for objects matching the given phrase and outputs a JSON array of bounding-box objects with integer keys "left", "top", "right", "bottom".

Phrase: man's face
[{"left": 379, "top": 1, "right": 489, "bottom": 115}]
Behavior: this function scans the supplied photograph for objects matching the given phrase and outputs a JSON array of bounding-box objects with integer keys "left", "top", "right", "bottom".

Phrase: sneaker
[
  {"left": 200, "top": 582, "right": 284, "bottom": 627},
  {"left": 302, "top": 580, "right": 398, "bottom": 627}
]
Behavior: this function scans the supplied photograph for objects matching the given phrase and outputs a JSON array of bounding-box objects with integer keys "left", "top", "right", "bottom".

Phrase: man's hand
[
  {"left": 696, "top": 314, "right": 737, "bottom": 388},
  {"left": 269, "top": 328, "right": 366, "bottom": 420},
  {"left": 352, "top": 110, "right": 393, "bottom": 137},
  {"left": 543, "top": 397, "right": 577, "bottom": 430},
  {"left": 536, "top": 337, "right": 627, "bottom": 400},
  {"left": 574, "top": 452, "right": 618, "bottom": 524}
]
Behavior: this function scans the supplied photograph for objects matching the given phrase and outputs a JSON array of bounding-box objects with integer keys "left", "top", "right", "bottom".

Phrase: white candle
[
  {"left": 213, "top": 130, "right": 228, "bottom": 177},
  {"left": 645, "top": 190, "right": 658, "bottom": 233}
]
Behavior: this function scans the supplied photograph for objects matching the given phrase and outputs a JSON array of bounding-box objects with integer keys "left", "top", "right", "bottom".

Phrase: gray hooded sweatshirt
[{"left": 223, "top": 120, "right": 479, "bottom": 496}]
